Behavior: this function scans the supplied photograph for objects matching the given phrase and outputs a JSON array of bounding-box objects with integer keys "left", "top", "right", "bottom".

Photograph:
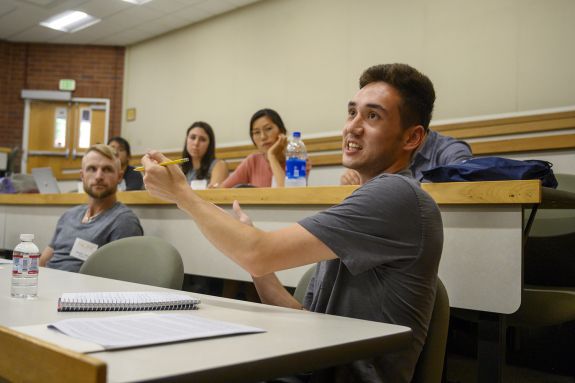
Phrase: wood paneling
[{"left": 131, "top": 110, "right": 575, "bottom": 170}]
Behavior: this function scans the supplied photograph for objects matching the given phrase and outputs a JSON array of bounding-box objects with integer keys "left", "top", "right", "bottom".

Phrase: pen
[{"left": 134, "top": 158, "right": 189, "bottom": 172}]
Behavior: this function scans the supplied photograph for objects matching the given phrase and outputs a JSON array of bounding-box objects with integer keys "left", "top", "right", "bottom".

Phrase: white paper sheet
[{"left": 47, "top": 313, "right": 265, "bottom": 350}]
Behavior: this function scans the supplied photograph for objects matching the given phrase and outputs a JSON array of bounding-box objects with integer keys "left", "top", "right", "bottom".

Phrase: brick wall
[{"left": 0, "top": 41, "right": 125, "bottom": 171}]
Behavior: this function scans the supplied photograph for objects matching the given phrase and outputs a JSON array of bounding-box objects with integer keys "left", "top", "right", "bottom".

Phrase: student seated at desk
[
  {"left": 39, "top": 144, "right": 143, "bottom": 272},
  {"left": 340, "top": 126, "right": 472, "bottom": 185},
  {"left": 220, "top": 108, "right": 289, "bottom": 188},
  {"left": 141, "top": 63, "right": 443, "bottom": 383},
  {"left": 181, "top": 121, "right": 228, "bottom": 188},
  {"left": 108, "top": 136, "right": 144, "bottom": 191}
]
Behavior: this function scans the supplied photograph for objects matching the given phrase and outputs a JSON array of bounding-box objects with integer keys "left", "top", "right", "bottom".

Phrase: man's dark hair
[
  {"left": 107, "top": 136, "right": 132, "bottom": 157},
  {"left": 249, "top": 108, "right": 287, "bottom": 145},
  {"left": 359, "top": 63, "right": 435, "bottom": 131},
  {"left": 181, "top": 121, "right": 217, "bottom": 180}
]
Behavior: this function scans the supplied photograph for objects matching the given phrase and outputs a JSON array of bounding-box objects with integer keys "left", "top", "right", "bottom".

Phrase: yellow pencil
[{"left": 134, "top": 158, "right": 189, "bottom": 172}]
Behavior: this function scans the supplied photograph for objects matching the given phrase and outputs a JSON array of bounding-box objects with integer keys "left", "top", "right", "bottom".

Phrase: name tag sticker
[
  {"left": 70, "top": 238, "right": 98, "bottom": 261},
  {"left": 190, "top": 179, "right": 207, "bottom": 190}
]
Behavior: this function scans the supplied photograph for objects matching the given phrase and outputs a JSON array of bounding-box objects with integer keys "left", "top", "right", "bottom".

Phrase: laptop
[{"left": 31, "top": 167, "right": 61, "bottom": 194}]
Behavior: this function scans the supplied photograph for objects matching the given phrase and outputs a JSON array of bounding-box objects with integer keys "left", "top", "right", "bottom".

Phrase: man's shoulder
[
  {"left": 358, "top": 172, "right": 435, "bottom": 205},
  {"left": 431, "top": 129, "right": 471, "bottom": 150},
  {"left": 107, "top": 203, "right": 143, "bottom": 235},
  {"left": 62, "top": 204, "right": 86, "bottom": 217},
  {"left": 111, "top": 202, "right": 139, "bottom": 217},
  {"left": 366, "top": 172, "right": 419, "bottom": 191}
]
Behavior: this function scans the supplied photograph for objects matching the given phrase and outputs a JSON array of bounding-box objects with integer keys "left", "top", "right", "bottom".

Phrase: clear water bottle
[
  {"left": 285, "top": 131, "right": 307, "bottom": 187},
  {"left": 11, "top": 234, "right": 40, "bottom": 299}
]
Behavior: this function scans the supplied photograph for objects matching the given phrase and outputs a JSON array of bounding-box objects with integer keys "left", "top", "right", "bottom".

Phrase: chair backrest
[
  {"left": 293, "top": 264, "right": 317, "bottom": 304},
  {"left": 0, "top": 325, "right": 106, "bottom": 383},
  {"left": 79, "top": 236, "right": 184, "bottom": 289},
  {"left": 412, "top": 278, "right": 450, "bottom": 383}
]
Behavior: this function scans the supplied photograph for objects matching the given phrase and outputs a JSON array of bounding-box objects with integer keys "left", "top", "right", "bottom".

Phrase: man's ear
[{"left": 404, "top": 125, "right": 426, "bottom": 152}]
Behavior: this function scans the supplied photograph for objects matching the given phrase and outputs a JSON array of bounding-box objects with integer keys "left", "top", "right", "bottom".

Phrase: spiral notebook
[{"left": 57, "top": 291, "right": 200, "bottom": 312}]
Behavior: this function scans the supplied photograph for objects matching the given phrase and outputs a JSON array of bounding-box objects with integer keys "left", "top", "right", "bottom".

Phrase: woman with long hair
[{"left": 181, "top": 121, "right": 228, "bottom": 188}]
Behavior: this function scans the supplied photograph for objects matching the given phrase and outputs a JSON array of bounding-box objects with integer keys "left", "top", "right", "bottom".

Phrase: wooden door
[{"left": 26, "top": 101, "right": 107, "bottom": 180}]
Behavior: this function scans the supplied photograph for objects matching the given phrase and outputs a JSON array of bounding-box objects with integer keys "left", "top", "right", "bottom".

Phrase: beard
[{"left": 84, "top": 183, "right": 117, "bottom": 199}]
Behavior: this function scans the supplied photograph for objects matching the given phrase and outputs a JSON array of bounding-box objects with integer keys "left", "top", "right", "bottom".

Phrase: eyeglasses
[{"left": 251, "top": 126, "right": 276, "bottom": 138}]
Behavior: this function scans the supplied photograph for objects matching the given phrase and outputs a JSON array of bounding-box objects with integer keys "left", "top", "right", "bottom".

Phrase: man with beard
[{"left": 40, "top": 144, "right": 143, "bottom": 272}]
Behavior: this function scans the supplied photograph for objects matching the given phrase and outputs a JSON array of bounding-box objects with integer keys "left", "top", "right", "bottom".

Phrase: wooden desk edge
[{"left": 0, "top": 180, "right": 548, "bottom": 206}]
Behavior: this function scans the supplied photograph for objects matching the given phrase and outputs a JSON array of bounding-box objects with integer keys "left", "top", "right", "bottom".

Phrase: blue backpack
[{"left": 421, "top": 156, "right": 558, "bottom": 188}]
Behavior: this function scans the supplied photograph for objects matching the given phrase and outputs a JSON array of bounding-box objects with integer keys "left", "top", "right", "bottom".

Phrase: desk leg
[{"left": 477, "top": 312, "right": 506, "bottom": 383}]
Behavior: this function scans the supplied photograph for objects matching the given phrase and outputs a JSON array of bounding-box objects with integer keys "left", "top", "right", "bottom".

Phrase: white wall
[{"left": 122, "top": 0, "right": 575, "bottom": 155}]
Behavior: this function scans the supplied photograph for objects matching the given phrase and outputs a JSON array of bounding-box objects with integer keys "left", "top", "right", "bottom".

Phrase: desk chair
[
  {"left": 79, "top": 236, "right": 184, "bottom": 289},
  {"left": 294, "top": 267, "right": 450, "bottom": 383},
  {"left": 0, "top": 326, "right": 106, "bottom": 383},
  {"left": 293, "top": 264, "right": 317, "bottom": 304},
  {"left": 412, "top": 278, "right": 450, "bottom": 383}
]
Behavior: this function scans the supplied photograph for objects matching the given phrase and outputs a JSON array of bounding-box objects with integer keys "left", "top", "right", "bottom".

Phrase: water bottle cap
[
  {"left": 292, "top": 131, "right": 301, "bottom": 138},
  {"left": 20, "top": 234, "right": 34, "bottom": 241}
]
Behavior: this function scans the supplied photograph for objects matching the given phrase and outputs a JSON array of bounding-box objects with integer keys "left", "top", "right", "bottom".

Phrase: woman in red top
[{"left": 220, "top": 108, "right": 288, "bottom": 188}]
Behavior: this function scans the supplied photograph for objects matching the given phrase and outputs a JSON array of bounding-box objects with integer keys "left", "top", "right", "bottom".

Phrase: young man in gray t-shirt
[
  {"left": 40, "top": 144, "right": 143, "bottom": 272},
  {"left": 141, "top": 63, "right": 443, "bottom": 383}
]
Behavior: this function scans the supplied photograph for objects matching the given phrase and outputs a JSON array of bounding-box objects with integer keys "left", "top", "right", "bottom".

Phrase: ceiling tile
[
  {"left": 74, "top": 0, "right": 132, "bottom": 18},
  {"left": 0, "top": 6, "right": 45, "bottom": 39},
  {"left": 0, "top": 0, "right": 267, "bottom": 45},
  {"left": 194, "top": 0, "right": 237, "bottom": 15}
]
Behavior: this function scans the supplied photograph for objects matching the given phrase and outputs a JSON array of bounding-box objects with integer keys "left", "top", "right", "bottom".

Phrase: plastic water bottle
[
  {"left": 285, "top": 131, "right": 307, "bottom": 187},
  {"left": 11, "top": 234, "right": 40, "bottom": 299}
]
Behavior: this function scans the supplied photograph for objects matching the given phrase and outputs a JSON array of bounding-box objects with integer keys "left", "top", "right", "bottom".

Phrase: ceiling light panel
[
  {"left": 40, "top": 10, "right": 100, "bottom": 33},
  {"left": 121, "top": 0, "right": 153, "bottom": 5}
]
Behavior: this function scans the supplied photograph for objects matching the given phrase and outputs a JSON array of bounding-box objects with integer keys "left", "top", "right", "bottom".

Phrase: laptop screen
[{"left": 31, "top": 167, "right": 61, "bottom": 194}]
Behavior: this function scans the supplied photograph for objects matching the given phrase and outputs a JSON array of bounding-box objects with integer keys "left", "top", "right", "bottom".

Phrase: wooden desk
[
  {"left": 0, "top": 267, "right": 411, "bottom": 382},
  {"left": 0, "top": 181, "right": 547, "bottom": 314}
]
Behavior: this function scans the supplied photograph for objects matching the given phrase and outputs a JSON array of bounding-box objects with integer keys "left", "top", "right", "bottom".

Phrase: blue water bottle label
[{"left": 286, "top": 158, "right": 306, "bottom": 179}]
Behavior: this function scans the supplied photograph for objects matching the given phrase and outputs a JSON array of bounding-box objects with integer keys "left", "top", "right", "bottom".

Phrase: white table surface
[{"left": 0, "top": 267, "right": 412, "bottom": 383}]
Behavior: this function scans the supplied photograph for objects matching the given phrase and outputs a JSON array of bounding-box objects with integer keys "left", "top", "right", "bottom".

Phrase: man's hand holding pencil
[{"left": 140, "top": 152, "right": 191, "bottom": 204}]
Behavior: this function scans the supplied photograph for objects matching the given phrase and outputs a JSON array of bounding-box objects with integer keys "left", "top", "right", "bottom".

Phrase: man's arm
[
  {"left": 142, "top": 151, "right": 337, "bottom": 277},
  {"left": 109, "top": 211, "right": 144, "bottom": 240},
  {"left": 39, "top": 246, "right": 54, "bottom": 267},
  {"left": 252, "top": 273, "right": 303, "bottom": 309},
  {"left": 441, "top": 141, "right": 473, "bottom": 164},
  {"left": 229, "top": 200, "right": 303, "bottom": 309}
]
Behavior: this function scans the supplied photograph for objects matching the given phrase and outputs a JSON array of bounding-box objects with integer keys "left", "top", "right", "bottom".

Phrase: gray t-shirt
[
  {"left": 46, "top": 202, "right": 143, "bottom": 272},
  {"left": 299, "top": 172, "right": 443, "bottom": 383},
  {"left": 411, "top": 129, "right": 472, "bottom": 182}
]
